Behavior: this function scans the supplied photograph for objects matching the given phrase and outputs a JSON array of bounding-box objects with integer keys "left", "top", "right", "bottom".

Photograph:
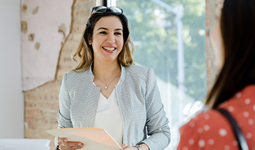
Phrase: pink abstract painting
[{"left": 21, "top": 0, "right": 73, "bottom": 91}]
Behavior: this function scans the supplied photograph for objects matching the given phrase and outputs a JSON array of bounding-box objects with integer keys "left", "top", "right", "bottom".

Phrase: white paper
[
  {"left": 47, "top": 128, "right": 122, "bottom": 150},
  {"left": 0, "top": 139, "right": 50, "bottom": 150}
]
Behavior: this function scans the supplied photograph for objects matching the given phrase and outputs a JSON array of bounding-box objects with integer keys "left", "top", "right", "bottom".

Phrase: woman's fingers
[
  {"left": 59, "top": 143, "right": 84, "bottom": 150},
  {"left": 58, "top": 137, "right": 67, "bottom": 142},
  {"left": 61, "top": 142, "right": 84, "bottom": 148},
  {"left": 58, "top": 137, "right": 84, "bottom": 150},
  {"left": 121, "top": 144, "right": 136, "bottom": 150},
  {"left": 65, "top": 141, "right": 84, "bottom": 148},
  {"left": 121, "top": 144, "right": 128, "bottom": 149}
]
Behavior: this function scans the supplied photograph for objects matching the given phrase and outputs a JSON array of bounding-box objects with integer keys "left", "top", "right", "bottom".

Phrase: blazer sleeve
[
  {"left": 55, "top": 74, "right": 74, "bottom": 148},
  {"left": 57, "top": 73, "right": 73, "bottom": 128},
  {"left": 141, "top": 68, "right": 171, "bottom": 150}
]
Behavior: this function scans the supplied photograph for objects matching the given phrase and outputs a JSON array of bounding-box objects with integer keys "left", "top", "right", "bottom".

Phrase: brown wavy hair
[
  {"left": 71, "top": 10, "right": 134, "bottom": 72},
  {"left": 206, "top": 0, "right": 255, "bottom": 108}
]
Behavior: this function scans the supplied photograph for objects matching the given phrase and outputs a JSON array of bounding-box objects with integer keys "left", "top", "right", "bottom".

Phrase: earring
[{"left": 88, "top": 40, "right": 92, "bottom": 45}]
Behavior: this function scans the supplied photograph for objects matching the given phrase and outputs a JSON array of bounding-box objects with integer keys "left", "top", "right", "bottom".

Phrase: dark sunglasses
[{"left": 91, "top": 6, "right": 123, "bottom": 15}]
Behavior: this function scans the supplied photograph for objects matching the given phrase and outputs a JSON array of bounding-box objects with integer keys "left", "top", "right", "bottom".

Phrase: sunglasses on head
[{"left": 91, "top": 6, "right": 123, "bottom": 15}]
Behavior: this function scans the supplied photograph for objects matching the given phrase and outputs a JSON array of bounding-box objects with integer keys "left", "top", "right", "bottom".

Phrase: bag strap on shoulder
[{"left": 215, "top": 108, "right": 249, "bottom": 150}]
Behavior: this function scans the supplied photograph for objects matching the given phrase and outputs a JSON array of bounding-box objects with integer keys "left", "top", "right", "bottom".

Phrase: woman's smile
[{"left": 102, "top": 46, "right": 117, "bottom": 53}]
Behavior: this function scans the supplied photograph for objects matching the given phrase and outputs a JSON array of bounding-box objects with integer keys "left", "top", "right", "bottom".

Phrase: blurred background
[
  {"left": 0, "top": 0, "right": 217, "bottom": 149},
  {"left": 114, "top": 0, "right": 206, "bottom": 149}
]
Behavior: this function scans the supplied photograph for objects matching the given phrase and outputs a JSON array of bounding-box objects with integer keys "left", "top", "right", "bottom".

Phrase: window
[{"left": 109, "top": 0, "right": 206, "bottom": 149}]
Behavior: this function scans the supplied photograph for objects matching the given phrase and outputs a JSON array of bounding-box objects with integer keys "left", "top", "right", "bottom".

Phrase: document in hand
[
  {"left": 0, "top": 139, "right": 50, "bottom": 150},
  {"left": 47, "top": 128, "right": 122, "bottom": 150}
]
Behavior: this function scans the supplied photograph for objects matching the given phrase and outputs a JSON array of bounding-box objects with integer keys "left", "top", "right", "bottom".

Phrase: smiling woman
[
  {"left": 72, "top": 6, "right": 134, "bottom": 73},
  {"left": 90, "top": 16, "right": 124, "bottom": 62},
  {"left": 55, "top": 6, "right": 171, "bottom": 150}
]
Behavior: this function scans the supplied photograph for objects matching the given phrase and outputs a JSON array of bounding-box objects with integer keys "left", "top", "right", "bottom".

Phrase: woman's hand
[
  {"left": 121, "top": 144, "right": 138, "bottom": 150},
  {"left": 58, "top": 137, "right": 84, "bottom": 150},
  {"left": 121, "top": 143, "right": 150, "bottom": 150}
]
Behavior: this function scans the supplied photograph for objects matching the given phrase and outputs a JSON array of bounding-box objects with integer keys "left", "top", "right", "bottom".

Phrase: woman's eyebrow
[
  {"left": 97, "top": 27, "right": 108, "bottom": 31},
  {"left": 97, "top": 27, "right": 123, "bottom": 31},
  {"left": 115, "top": 28, "right": 123, "bottom": 31}
]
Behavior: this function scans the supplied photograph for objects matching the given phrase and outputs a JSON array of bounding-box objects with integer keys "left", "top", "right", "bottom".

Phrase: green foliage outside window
[{"left": 117, "top": 0, "right": 206, "bottom": 101}]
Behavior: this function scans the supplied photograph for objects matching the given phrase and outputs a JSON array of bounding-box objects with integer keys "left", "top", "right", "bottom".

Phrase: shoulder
[
  {"left": 180, "top": 110, "right": 223, "bottom": 134},
  {"left": 178, "top": 110, "right": 236, "bottom": 149},
  {"left": 125, "top": 64, "right": 155, "bottom": 81},
  {"left": 125, "top": 64, "right": 151, "bottom": 74},
  {"left": 64, "top": 70, "right": 86, "bottom": 81},
  {"left": 218, "top": 85, "right": 255, "bottom": 115},
  {"left": 62, "top": 69, "right": 89, "bottom": 87}
]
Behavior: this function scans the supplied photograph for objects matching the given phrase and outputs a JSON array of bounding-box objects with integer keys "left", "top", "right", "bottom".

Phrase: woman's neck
[{"left": 92, "top": 60, "right": 121, "bottom": 80}]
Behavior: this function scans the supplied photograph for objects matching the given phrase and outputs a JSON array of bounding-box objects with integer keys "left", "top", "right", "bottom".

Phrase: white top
[{"left": 94, "top": 88, "right": 123, "bottom": 146}]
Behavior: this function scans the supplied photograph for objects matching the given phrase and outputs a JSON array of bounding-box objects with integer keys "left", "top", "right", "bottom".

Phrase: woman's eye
[
  {"left": 115, "top": 32, "right": 122, "bottom": 35},
  {"left": 99, "top": 31, "right": 107, "bottom": 34}
]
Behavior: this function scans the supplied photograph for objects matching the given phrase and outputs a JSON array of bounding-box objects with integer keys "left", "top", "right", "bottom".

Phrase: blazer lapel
[
  {"left": 71, "top": 65, "right": 101, "bottom": 128},
  {"left": 115, "top": 65, "right": 132, "bottom": 144}
]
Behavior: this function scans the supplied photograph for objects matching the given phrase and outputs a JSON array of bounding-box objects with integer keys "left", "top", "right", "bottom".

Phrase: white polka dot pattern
[
  {"left": 221, "top": 102, "right": 228, "bottom": 107},
  {"left": 219, "top": 129, "right": 227, "bottom": 136},
  {"left": 198, "top": 139, "right": 205, "bottom": 147},
  {"left": 204, "top": 125, "right": 210, "bottom": 131},
  {"left": 233, "top": 140, "right": 238, "bottom": 146},
  {"left": 204, "top": 114, "right": 210, "bottom": 120},
  {"left": 243, "top": 111, "right": 249, "bottom": 117},
  {"left": 245, "top": 98, "right": 251, "bottom": 104},
  {"left": 189, "top": 139, "right": 194, "bottom": 145},
  {"left": 198, "top": 127, "right": 203, "bottom": 133},
  {"left": 177, "top": 85, "right": 255, "bottom": 150},
  {"left": 247, "top": 133, "right": 252, "bottom": 139},
  {"left": 224, "top": 145, "right": 230, "bottom": 150},
  {"left": 189, "top": 121, "right": 195, "bottom": 127},
  {"left": 228, "top": 106, "right": 234, "bottom": 112},
  {"left": 248, "top": 119, "right": 254, "bottom": 125},
  {"left": 183, "top": 147, "right": 188, "bottom": 150},
  {"left": 208, "top": 139, "right": 214, "bottom": 145},
  {"left": 236, "top": 92, "right": 242, "bottom": 98}
]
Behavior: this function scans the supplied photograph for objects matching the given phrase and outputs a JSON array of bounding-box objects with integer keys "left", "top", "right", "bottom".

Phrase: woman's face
[
  {"left": 90, "top": 16, "right": 124, "bottom": 63},
  {"left": 210, "top": 2, "right": 224, "bottom": 70}
]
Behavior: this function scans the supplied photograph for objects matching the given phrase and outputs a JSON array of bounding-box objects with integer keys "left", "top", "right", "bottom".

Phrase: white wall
[{"left": 0, "top": 0, "right": 24, "bottom": 138}]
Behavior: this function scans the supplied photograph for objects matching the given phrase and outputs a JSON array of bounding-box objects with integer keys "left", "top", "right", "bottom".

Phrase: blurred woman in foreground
[{"left": 177, "top": 0, "right": 255, "bottom": 149}]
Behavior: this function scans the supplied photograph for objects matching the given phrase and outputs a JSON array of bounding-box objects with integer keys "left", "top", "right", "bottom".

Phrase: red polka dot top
[{"left": 177, "top": 85, "right": 255, "bottom": 150}]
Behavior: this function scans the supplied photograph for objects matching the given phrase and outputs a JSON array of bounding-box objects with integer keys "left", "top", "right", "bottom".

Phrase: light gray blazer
[{"left": 57, "top": 64, "right": 171, "bottom": 150}]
